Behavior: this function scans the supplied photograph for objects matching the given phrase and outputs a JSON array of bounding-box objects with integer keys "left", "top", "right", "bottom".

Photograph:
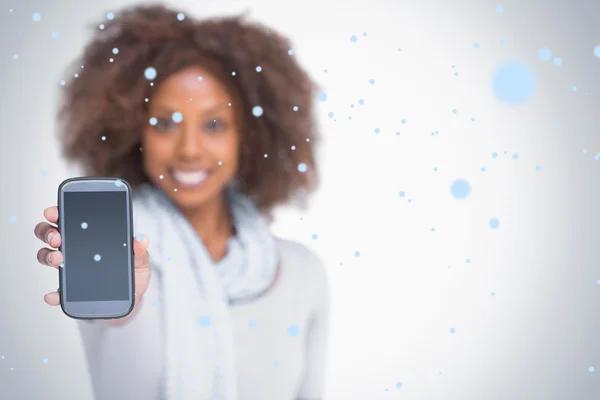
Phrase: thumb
[{"left": 133, "top": 234, "right": 150, "bottom": 256}]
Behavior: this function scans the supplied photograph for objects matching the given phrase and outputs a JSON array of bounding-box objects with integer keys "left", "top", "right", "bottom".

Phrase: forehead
[{"left": 151, "top": 65, "right": 234, "bottom": 105}]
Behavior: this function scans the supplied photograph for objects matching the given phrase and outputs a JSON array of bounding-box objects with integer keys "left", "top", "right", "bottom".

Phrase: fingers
[
  {"left": 34, "top": 221, "right": 61, "bottom": 249},
  {"left": 37, "top": 247, "right": 63, "bottom": 268},
  {"left": 43, "top": 206, "right": 59, "bottom": 224},
  {"left": 133, "top": 234, "right": 150, "bottom": 270},
  {"left": 44, "top": 290, "right": 60, "bottom": 306},
  {"left": 133, "top": 234, "right": 149, "bottom": 255}
]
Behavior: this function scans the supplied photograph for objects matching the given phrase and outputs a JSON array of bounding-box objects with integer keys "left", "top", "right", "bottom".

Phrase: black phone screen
[{"left": 62, "top": 190, "right": 131, "bottom": 302}]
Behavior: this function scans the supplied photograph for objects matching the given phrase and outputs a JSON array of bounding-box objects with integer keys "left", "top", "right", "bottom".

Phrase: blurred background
[{"left": 1, "top": 0, "right": 600, "bottom": 398}]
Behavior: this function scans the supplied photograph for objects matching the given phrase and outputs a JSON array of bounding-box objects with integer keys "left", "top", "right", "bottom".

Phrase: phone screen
[{"left": 62, "top": 189, "right": 131, "bottom": 302}]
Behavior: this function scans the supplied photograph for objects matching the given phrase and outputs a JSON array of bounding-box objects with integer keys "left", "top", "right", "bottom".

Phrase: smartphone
[{"left": 57, "top": 177, "right": 135, "bottom": 320}]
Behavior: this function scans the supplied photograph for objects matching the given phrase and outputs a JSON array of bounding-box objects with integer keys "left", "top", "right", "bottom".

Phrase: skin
[
  {"left": 34, "top": 65, "right": 244, "bottom": 324},
  {"left": 142, "top": 65, "right": 241, "bottom": 260}
]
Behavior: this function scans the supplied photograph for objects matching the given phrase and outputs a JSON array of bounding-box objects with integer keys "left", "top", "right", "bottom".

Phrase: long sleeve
[
  {"left": 76, "top": 270, "right": 164, "bottom": 400},
  {"left": 297, "top": 254, "right": 331, "bottom": 400}
]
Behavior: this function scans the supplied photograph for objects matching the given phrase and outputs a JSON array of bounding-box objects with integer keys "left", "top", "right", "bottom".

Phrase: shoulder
[{"left": 273, "top": 237, "right": 329, "bottom": 295}]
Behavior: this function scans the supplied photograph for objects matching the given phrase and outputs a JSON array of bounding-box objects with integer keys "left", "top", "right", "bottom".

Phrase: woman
[{"left": 33, "top": 4, "right": 329, "bottom": 400}]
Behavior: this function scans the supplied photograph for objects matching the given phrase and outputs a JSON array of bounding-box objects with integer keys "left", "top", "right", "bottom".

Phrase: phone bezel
[{"left": 57, "top": 177, "right": 136, "bottom": 320}]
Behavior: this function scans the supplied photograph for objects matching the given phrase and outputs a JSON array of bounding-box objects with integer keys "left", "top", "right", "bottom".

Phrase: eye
[
  {"left": 153, "top": 117, "right": 177, "bottom": 132},
  {"left": 204, "top": 119, "right": 226, "bottom": 132}
]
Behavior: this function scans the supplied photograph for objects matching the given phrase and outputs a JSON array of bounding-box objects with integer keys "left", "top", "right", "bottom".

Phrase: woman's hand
[{"left": 34, "top": 206, "right": 151, "bottom": 324}]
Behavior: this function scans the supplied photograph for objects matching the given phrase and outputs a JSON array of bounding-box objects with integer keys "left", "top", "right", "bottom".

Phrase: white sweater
[{"left": 76, "top": 237, "right": 330, "bottom": 400}]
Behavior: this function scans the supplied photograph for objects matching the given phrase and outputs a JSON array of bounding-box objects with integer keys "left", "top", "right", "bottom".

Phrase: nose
[{"left": 177, "top": 121, "right": 203, "bottom": 159}]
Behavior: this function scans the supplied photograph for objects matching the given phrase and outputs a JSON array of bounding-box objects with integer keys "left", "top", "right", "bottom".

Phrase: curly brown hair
[{"left": 57, "top": 4, "right": 321, "bottom": 213}]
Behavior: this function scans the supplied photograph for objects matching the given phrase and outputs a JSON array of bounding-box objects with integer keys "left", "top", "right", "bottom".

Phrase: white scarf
[{"left": 131, "top": 183, "right": 279, "bottom": 400}]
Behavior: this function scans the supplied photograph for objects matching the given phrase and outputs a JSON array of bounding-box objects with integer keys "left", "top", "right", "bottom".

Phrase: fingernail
[
  {"left": 136, "top": 234, "right": 144, "bottom": 242},
  {"left": 46, "top": 251, "right": 53, "bottom": 264},
  {"left": 46, "top": 231, "right": 55, "bottom": 244}
]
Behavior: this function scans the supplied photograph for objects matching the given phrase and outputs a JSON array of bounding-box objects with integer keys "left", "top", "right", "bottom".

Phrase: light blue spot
[
  {"left": 397, "top": 48, "right": 402, "bottom": 52},
  {"left": 396, "top": 382, "right": 403, "bottom": 389},
  {"left": 399, "top": 191, "right": 406, "bottom": 197},
  {"left": 199, "top": 316, "right": 211, "bottom": 327},
  {"left": 535, "top": 165, "right": 541, "bottom": 171},
  {"left": 274, "top": 361, "right": 279, "bottom": 367},
  {"left": 474, "top": 42, "right": 480, "bottom": 49},
  {"left": 32, "top": 13, "right": 41, "bottom": 22},
  {"left": 553, "top": 57, "right": 562, "bottom": 66},
  {"left": 41, "top": 171, "right": 47, "bottom": 177},
  {"left": 51, "top": 32, "right": 58, "bottom": 39},
  {"left": 597, "top": 280, "right": 600, "bottom": 285},
  {"left": 112, "top": 47, "right": 119, "bottom": 55},
  {"left": 452, "top": 109, "right": 457, "bottom": 114},
  {"left": 149, "top": 117, "right": 157, "bottom": 126},
  {"left": 489, "top": 218, "right": 500, "bottom": 229},
  {"left": 324, "top": 69, "right": 328, "bottom": 73},
  {"left": 350, "top": 35, "right": 357, "bottom": 42},
  {"left": 512, "top": 153, "right": 518, "bottom": 160},
  {"left": 538, "top": 48, "right": 552, "bottom": 61},
  {"left": 144, "top": 67, "right": 157, "bottom": 80},
  {"left": 433, "top": 167, "right": 438, "bottom": 172},
  {"left": 481, "top": 167, "right": 486, "bottom": 172},
  {"left": 471, "top": 117, "right": 475, "bottom": 122},
  {"left": 589, "top": 366, "right": 596, "bottom": 373},
  {"left": 363, "top": 32, "right": 367, "bottom": 36},
  {"left": 594, "top": 153, "right": 600, "bottom": 161},
  {"left": 450, "top": 179, "right": 471, "bottom": 199},
  {"left": 288, "top": 325, "right": 300, "bottom": 337},
  {"left": 431, "top": 228, "right": 435, "bottom": 232},
  {"left": 466, "top": 258, "right": 471, "bottom": 263},
  {"left": 288, "top": 49, "right": 294, "bottom": 55},
  {"left": 401, "top": 119, "right": 406, "bottom": 124},
  {"left": 136, "top": 234, "right": 144, "bottom": 242},
  {"left": 114, "top": 180, "right": 123, "bottom": 187},
  {"left": 449, "top": 327, "right": 456, "bottom": 334},
  {"left": 572, "top": 86, "right": 577, "bottom": 92},
  {"left": 60, "top": 80, "right": 65, "bottom": 86},
  {"left": 594, "top": 45, "right": 600, "bottom": 58},
  {"left": 81, "top": 222, "right": 88, "bottom": 229},
  {"left": 408, "top": 199, "right": 412, "bottom": 203},
  {"left": 492, "top": 61, "right": 535, "bottom": 104},
  {"left": 106, "top": 12, "right": 115, "bottom": 20},
  {"left": 177, "top": 13, "right": 185, "bottom": 21},
  {"left": 42, "top": 358, "right": 48, "bottom": 364},
  {"left": 491, "top": 292, "right": 495, "bottom": 296},
  {"left": 369, "top": 79, "right": 375, "bottom": 85},
  {"left": 297, "top": 163, "right": 307, "bottom": 173},
  {"left": 9, "top": 216, "right": 16, "bottom": 224},
  {"left": 312, "top": 233, "right": 318, "bottom": 240},
  {"left": 354, "top": 251, "right": 360, "bottom": 257},
  {"left": 252, "top": 105, "right": 264, "bottom": 117},
  {"left": 153, "top": 300, "right": 159, "bottom": 307},
  {"left": 374, "top": 128, "right": 380, "bottom": 134},
  {"left": 396, "top": 132, "right": 400, "bottom": 136},
  {"left": 358, "top": 98, "right": 365, "bottom": 105},
  {"left": 317, "top": 91, "right": 327, "bottom": 102},
  {"left": 500, "top": 38, "right": 506, "bottom": 45},
  {"left": 255, "top": 66, "right": 262, "bottom": 72},
  {"left": 496, "top": 4, "right": 504, "bottom": 13},
  {"left": 293, "top": 106, "right": 298, "bottom": 111},
  {"left": 172, "top": 112, "right": 183, "bottom": 122},
  {"left": 248, "top": 319, "right": 257, "bottom": 328},
  {"left": 454, "top": 71, "right": 459, "bottom": 76},
  {"left": 94, "top": 254, "right": 101, "bottom": 262},
  {"left": 328, "top": 112, "right": 334, "bottom": 118}
]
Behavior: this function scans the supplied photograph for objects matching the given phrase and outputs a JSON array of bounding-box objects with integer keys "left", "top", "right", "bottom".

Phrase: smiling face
[{"left": 141, "top": 65, "right": 242, "bottom": 212}]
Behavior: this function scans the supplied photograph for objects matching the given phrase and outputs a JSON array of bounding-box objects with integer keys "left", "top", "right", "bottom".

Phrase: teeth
[{"left": 172, "top": 170, "right": 208, "bottom": 185}]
